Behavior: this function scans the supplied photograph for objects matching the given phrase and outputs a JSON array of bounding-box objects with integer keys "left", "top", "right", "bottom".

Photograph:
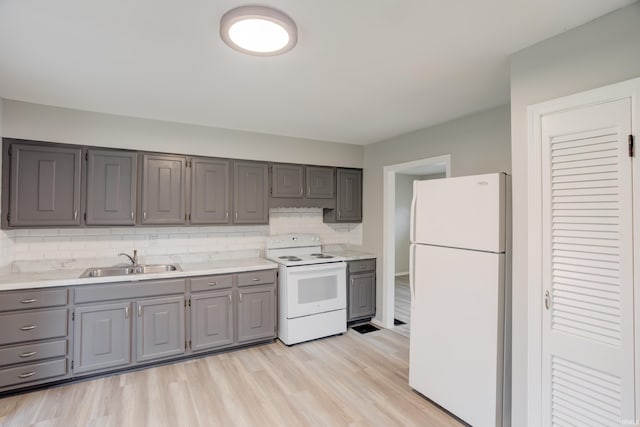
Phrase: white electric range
[{"left": 265, "top": 234, "right": 346, "bottom": 345}]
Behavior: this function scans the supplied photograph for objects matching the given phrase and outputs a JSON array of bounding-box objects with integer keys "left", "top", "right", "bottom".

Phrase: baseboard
[
  {"left": 395, "top": 271, "right": 409, "bottom": 277},
  {"left": 370, "top": 318, "right": 385, "bottom": 329}
]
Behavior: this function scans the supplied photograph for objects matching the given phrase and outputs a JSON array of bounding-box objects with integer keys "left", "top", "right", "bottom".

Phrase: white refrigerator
[{"left": 409, "top": 172, "right": 510, "bottom": 427}]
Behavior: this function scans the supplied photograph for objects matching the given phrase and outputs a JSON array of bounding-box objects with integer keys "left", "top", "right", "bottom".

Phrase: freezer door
[
  {"left": 409, "top": 244, "right": 504, "bottom": 427},
  {"left": 411, "top": 173, "right": 505, "bottom": 252}
]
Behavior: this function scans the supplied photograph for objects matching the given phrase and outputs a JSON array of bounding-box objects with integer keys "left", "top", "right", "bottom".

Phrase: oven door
[{"left": 284, "top": 262, "right": 346, "bottom": 319}]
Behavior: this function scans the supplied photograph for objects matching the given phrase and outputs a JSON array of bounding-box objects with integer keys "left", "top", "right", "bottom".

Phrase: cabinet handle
[
  {"left": 19, "top": 351, "right": 37, "bottom": 358},
  {"left": 20, "top": 325, "right": 37, "bottom": 331},
  {"left": 235, "top": 212, "right": 238, "bottom": 221},
  {"left": 143, "top": 211, "right": 147, "bottom": 220},
  {"left": 360, "top": 265, "right": 366, "bottom": 269},
  {"left": 20, "top": 298, "right": 38, "bottom": 304},
  {"left": 18, "top": 372, "right": 36, "bottom": 379},
  {"left": 130, "top": 211, "right": 134, "bottom": 220},
  {"left": 74, "top": 210, "right": 78, "bottom": 220},
  {"left": 225, "top": 212, "right": 229, "bottom": 220},
  {"left": 208, "top": 282, "right": 218, "bottom": 287},
  {"left": 125, "top": 306, "right": 130, "bottom": 319},
  {"left": 252, "top": 278, "right": 260, "bottom": 282},
  {"left": 138, "top": 305, "right": 142, "bottom": 317},
  {"left": 228, "top": 294, "right": 232, "bottom": 304},
  {"left": 299, "top": 188, "right": 303, "bottom": 196},
  {"left": 338, "top": 210, "right": 342, "bottom": 219},
  {"left": 307, "top": 185, "right": 311, "bottom": 196},
  {"left": 239, "top": 293, "right": 243, "bottom": 303}
]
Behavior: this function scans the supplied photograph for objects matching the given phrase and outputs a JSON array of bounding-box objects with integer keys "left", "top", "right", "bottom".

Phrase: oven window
[{"left": 298, "top": 275, "right": 337, "bottom": 304}]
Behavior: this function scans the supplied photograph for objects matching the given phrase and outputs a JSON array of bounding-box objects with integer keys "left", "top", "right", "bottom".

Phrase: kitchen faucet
[{"left": 118, "top": 249, "right": 138, "bottom": 266}]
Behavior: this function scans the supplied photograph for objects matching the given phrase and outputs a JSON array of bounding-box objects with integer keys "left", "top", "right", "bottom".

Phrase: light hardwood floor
[
  {"left": 0, "top": 329, "right": 463, "bottom": 427},
  {"left": 394, "top": 274, "right": 411, "bottom": 338}
]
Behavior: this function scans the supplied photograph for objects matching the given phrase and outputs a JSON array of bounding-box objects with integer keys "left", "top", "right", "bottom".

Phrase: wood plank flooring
[
  {"left": 394, "top": 274, "right": 411, "bottom": 338},
  {"left": 0, "top": 329, "right": 463, "bottom": 427}
]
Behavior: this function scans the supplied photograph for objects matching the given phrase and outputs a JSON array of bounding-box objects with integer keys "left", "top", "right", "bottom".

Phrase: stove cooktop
[{"left": 265, "top": 234, "right": 345, "bottom": 266}]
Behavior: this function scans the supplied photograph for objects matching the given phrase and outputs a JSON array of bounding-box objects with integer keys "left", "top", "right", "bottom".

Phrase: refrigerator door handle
[
  {"left": 409, "top": 244, "right": 416, "bottom": 301},
  {"left": 410, "top": 182, "right": 418, "bottom": 243}
]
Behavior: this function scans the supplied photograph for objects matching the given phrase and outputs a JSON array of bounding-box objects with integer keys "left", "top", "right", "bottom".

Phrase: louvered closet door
[{"left": 541, "top": 97, "right": 634, "bottom": 425}]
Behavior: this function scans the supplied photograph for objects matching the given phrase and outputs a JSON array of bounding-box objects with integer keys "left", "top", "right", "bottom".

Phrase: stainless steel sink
[{"left": 80, "top": 264, "right": 182, "bottom": 278}]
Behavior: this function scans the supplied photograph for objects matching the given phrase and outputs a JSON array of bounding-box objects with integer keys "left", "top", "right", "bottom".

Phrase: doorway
[{"left": 381, "top": 155, "right": 451, "bottom": 330}]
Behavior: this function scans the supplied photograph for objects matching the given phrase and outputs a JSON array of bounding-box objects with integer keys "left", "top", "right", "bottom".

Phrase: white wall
[
  {"left": 394, "top": 173, "right": 444, "bottom": 274},
  {"left": 509, "top": 2, "right": 640, "bottom": 425},
  {"left": 2, "top": 100, "right": 363, "bottom": 167},
  {"left": 0, "top": 101, "right": 364, "bottom": 267},
  {"left": 363, "top": 104, "right": 511, "bottom": 320}
]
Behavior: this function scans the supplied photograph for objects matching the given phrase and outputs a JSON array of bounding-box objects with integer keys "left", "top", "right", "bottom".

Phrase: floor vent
[{"left": 351, "top": 323, "right": 380, "bottom": 334}]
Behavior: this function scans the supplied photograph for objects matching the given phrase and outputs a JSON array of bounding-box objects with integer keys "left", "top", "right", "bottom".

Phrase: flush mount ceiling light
[{"left": 220, "top": 5, "right": 297, "bottom": 56}]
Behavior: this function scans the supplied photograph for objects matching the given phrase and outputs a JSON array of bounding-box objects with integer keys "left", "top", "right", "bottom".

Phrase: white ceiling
[{"left": 0, "top": 0, "right": 635, "bottom": 145}]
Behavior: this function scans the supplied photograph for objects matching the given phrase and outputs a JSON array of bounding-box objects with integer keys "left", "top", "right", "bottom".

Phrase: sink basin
[{"left": 80, "top": 264, "right": 182, "bottom": 278}]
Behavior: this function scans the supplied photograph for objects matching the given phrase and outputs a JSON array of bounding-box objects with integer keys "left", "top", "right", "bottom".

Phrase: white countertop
[
  {"left": 0, "top": 258, "right": 277, "bottom": 291},
  {"left": 324, "top": 249, "right": 376, "bottom": 261}
]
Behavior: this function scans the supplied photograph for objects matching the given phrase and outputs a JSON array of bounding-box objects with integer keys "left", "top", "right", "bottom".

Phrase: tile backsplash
[{"left": 0, "top": 208, "right": 362, "bottom": 270}]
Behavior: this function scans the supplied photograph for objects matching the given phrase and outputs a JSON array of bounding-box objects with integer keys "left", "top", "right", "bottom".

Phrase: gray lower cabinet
[
  {"left": 347, "top": 259, "right": 376, "bottom": 322},
  {"left": 73, "top": 302, "right": 131, "bottom": 374},
  {"left": 190, "top": 290, "right": 234, "bottom": 351},
  {"left": 306, "top": 166, "right": 334, "bottom": 198},
  {"left": 190, "top": 157, "right": 231, "bottom": 224},
  {"left": 233, "top": 161, "right": 269, "bottom": 224},
  {"left": 0, "top": 288, "right": 71, "bottom": 392},
  {"left": 237, "top": 285, "right": 276, "bottom": 343},
  {"left": 136, "top": 297, "right": 185, "bottom": 362},
  {"left": 5, "top": 141, "right": 82, "bottom": 227},
  {"left": 141, "top": 153, "right": 186, "bottom": 224},
  {"left": 86, "top": 149, "right": 137, "bottom": 225}
]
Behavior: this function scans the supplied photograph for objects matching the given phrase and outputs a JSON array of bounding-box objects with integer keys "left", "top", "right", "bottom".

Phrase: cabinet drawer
[
  {"left": 0, "top": 289, "right": 68, "bottom": 312},
  {"left": 0, "top": 358, "right": 67, "bottom": 389},
  {"left": 0, "top": 309, "right": 68, "bottom": 346},
  {"left": 0, "top": 340, "right": 67, "bottom": 367},
  {"left": 237, "top": 270, "right": 276, "bottom": 287},
  {"left": 190, "top": 275, "right": 234, "bottom": 292},
  {"left": 348, "top": 259, "right": 375, "bottom": 273},
  {"left": 74, "top": 279, "right": 186, "bottom": 303}
]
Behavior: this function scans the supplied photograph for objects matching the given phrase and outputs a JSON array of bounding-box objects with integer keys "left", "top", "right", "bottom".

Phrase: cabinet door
[
  {"left": 237, "top": 285, "right": 275, "bottom": 343},
  {"left": 86, "top": 149, "right": 137, "bottom": 225},
  {"left": 306, "top": 166, "right": 334, "bottom": 199},
  {"left": 191, "top": 291, "right": 234, "bottom": 351},
  {"left": 9, "top": 143, "right": 82, "bottom": 226},
  {"left": 348, "top": 272, "right": 375, "bottom": 321},
  {"left": 233, "top": 161, "right": 269, "bottom": 224},
  {"left": 336, "top": 168, "right": 362, "bottom": 222},
  {"left": 73, "top": 302, "right": 131, "bottom": 374},
  {"left": 271, "top": 163, "right": 304, "bottom": 198},
  {"left": 190, "top": 158, "right": 230, "bottom": 224},
  {"left": 135, "top": 296, "right": 185, "bottom": 363},
  {"left": 141, "top": 154, "right": 186, "bottom": 224}
]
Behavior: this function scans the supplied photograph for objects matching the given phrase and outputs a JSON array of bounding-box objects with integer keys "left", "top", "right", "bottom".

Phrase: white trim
[
  {"left": 526, "top": 75, "right": 640, "bottom": 426},
  {"left": 381, "top": 154, "right": 451, "bottom": 329}
]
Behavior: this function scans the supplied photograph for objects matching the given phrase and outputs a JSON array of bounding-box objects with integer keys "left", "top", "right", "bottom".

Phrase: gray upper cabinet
[
  {"left": 86, "top": 149, "right": 137, "bottom": 225},
  {"left": 7, "top": 142, "right": 82, "bottom": 227},
  {"left": 135, "top": 296, "right": 185, "bottom": 363},
  {"left": 306, "top": 166, "right": 334, "bottom": 199},
  {"left": 190, "top": 158, "right": 231, "bottom": 224},
  {"left": 323, "top": 168, "right": 362, "bottom": 223},
  {"left": 233, "top": 161, "right": 269, "bottom": 224},
  {"left": 141, "top": 153, "right": 186, "bottom": 225},
  {"left": 271, "top": 163, "right": 304, "bottom": 198}
]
